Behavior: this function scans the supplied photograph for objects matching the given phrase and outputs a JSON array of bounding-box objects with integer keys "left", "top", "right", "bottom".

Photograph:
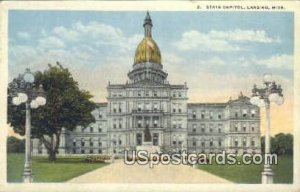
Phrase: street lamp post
[
  {"left": 11, "top": 68, "right": 46, "bottom": 183},
  {"left": 250, "top": 74, "right": 284, "bottom": 184}
]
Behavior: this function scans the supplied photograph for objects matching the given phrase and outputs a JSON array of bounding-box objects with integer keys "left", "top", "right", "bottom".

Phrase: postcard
[{"left": 0, "top": 1, "right": 299, "bottom": 192}]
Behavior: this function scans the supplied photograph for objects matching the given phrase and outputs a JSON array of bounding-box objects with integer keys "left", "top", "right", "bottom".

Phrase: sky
[{"left": 7, "top": 10, "right": 294, "bottom": 137}]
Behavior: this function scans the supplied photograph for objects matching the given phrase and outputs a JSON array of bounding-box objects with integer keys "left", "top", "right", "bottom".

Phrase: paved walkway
[{"left": 68, "top": 160, "right": 231, "bottom": 183}]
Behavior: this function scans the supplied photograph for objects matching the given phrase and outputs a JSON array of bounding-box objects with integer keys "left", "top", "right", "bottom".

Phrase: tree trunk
[
  {"left": 39, "top": 131, "right": 62, "bottom": 162},
  {"left": 48, "top": 135, "right": 56, "bottom": 162},
  {"left": 48, "top": 150, "right": 57, "bottom": 162}
]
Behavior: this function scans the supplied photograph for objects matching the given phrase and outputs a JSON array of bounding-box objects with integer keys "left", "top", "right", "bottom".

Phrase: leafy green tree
[
  {"left": 261, "top": 133, "right": 293, "bottom": 155},
  {"left": 7, "top": 136, "right": 25, "bottom": 153},
  {"left": 8, "top": 63, "right": 96, "bottom": 161}
]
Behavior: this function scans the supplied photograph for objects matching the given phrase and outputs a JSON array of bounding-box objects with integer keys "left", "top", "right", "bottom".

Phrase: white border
[{"left": 0, "top": 1, "right": 299, "bottom": 192}]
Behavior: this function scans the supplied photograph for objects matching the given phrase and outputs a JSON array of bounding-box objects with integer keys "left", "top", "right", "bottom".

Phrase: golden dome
[{"left": 134, "top": 37, "right": 161, "bottom": 65}]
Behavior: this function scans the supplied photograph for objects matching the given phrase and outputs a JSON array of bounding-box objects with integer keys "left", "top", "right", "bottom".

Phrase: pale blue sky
[
  {"left": 8, "top": 10, "right": 295, "bottom": 135},
  {"left": 8, "top": 11, "right": 294, "bottom": 102}
]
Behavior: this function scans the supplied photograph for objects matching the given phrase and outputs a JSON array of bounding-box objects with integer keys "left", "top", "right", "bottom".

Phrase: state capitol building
[{"left": 32, "top": 12, "right": 261, "bottom": 156}]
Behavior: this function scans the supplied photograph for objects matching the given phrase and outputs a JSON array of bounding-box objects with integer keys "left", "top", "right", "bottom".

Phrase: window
[
  {"left": 210, "top": 128, "right": 213, "bottom": 133},
  {"left": 145, "top": 91, "right": 150, "bottom": 97},
  {"left": 235, "top": 124, "right": 238, "bottom": 132},
  {"left": 153, "top": 91, "right": 158, "bottom": 97},
  {"left": 90, "top": 127, "right": 93, "bottom": 133},
  {"left": 113, "top": 105, "right": 117, "bottom": 113},
  {"left": 145, "top": 119, "right": 150, "bottom": 127},
  {"left": 73, "top": 149, "right": 76, "bottom": 154},
  {"left": 243, "top": 138, "right": 247, "bottom": 147},
  {"left": 193, "top": 128, "right": 196, "bottom": 133},
  {"left": 193, "top": 141, "right": 196, "bottom": 147},
  {"left": 119, "top": 140, "right": 122, "bottom": 145},
  {"left": 173, "top": 104, "right": 176, "bottom": 113},
  {"left": 81, "top": 139, "right": 85, "bottom": 147},
  {"left": 234, "top": 139, "right": 238, "bottom": 147},
  {"left": 243, "top": 124, "right": 246, "bottom": 132},
  {"left": 138, "top": 91, "right": 142, "bottom": 97},
  {"left": 218, "top": 128, "right": 221, "bottom": 133},
  {"left": 154, "top": 103, "right": 158, "bottom": 111},
  {"left": 173, "top": 120, "right": 177, "bottom": 128},
  {"left": 251, "top": 109, "right": 256, "bottom": 117},
  {"left": 90, "top": 141, "right": 93, "bottom": 146},
  {"left": 138, "top": 118, "right": 142, "bottom": 128},
  {"left": 218, "top": 140, "right": 222, "bottom": 147},
  {"left": 200, "top": 124, "right": 205, "bottom": 132},
  {"left": 81, "top": 149, "right": 85, "bottom": 154},
  {"left": 251, "top": 139, "right": 255, "bottom": 146},
  {"left": 178, "top": 92, "right": 182, "bottom": 97},
  {"left": 119, "top": 121, "right": 122, "bottom": 129},
  {"left": 154, "top": 119, "right": 158, "bottom": 128},
  {"left": 172, "top": 92, "right": 176, "bottom": 97},
  {"left": 178, "top": 121, "right": 182, "bottom": 129},
  {"left": 235, "top": 111, "right": 238, "bottom": 118},
  {"left": 145, "top": 103, "right": 150, "bottom": 110},
  {"left": 119, "top": 107, "right": 122, "bottom": 113},
  {"left": 201, "top": 111, "right": 205, "bottom": 119},
  {"left": 138, "top": 104, "right": 142, "bottom": 111},
  {"left": 98, "top": 141, "right": 102, "bottom": 147},
  {"left": 178, "top": 105, "right": 182, "bottom": 113},
  {"left": 99, "top": 114, "right": 102, "bottom": 118},
  {"left": 243, "top": 109, "right": 247, "bottom": 117},
  {"left": 201, "top": 142, "right": 205, "bottom": 147},
  {"left": 210, "top": 111, "right": 213, "bottom": 119},
  {"left": 210, "top": 141, "right": 213, "bottom": 147},
  {"left": 251, "top": 123, "right": 255, "bottom": 132},
  {"left": 73, "top": 139, "right": 76, "bottom": 147},
  {"left": 98, "top": 149, "right": 102, "bottom": 154},
  {"left": 193, "top": 111, "right": 196, "bottom": 119},
  {"left": 90, "top": 149, "right": 93, "bottom": 154},
  {"left": 98, "top": 128, "right": 102, "bottom": 132},
  {"left": 173, "top": 141, "right": 177, "bottom": 145},
  {"left": 113, "top": 121, "right": 117, "bottom": 129},
  {"left": 218, "top": 113, "right": 222, "bottom": 119}
]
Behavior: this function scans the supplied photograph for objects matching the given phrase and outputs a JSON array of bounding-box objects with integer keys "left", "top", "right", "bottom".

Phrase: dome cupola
[
  {"left": 128, "top": 11, "right": 167, "bottom": 84},
  {"left": 134, "top": 11, "right": 161, "bottom": 65}
]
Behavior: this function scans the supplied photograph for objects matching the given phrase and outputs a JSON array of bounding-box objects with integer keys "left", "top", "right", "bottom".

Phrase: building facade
[{"left": 32, "top": 12, "right": 261, "bottom": 156}]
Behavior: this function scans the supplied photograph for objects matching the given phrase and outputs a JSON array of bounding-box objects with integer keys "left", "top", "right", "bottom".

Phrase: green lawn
[
  {"left": 197, "top": 155, "right": 293, "bottom": 184},
  {"left": 7, "top": 153, "right": 108, "bottom": 182}
]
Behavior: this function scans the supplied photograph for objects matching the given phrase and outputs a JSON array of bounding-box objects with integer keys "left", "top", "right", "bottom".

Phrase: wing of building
[{"left": 32, "top": 12, "right": 261, "bottom": 156}]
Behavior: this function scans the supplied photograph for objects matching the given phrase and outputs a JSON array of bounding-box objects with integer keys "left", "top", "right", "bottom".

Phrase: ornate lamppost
[
  {"left": 11, "top": 68, "right": 46, "bottom": 183},
  {"left": 249, "top": 74, "right": 284, "bottom": 184}
]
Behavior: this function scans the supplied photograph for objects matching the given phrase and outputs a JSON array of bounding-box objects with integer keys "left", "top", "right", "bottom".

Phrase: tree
[
  {"left": 7, "top": 136, "right": 25, "bottom": 153},
  {"left": 261, "top": 133, "right": 293, "bottom": 155},
  {"left": 8, "top": 63, "right": 96, "bottom": 161}
]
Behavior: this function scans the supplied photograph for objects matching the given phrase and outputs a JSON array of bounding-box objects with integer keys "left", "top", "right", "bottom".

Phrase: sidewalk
[{"left": 68, "top": 160, "right": 232, "bottom": 183}]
